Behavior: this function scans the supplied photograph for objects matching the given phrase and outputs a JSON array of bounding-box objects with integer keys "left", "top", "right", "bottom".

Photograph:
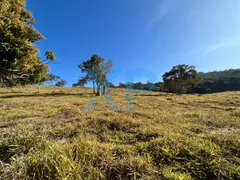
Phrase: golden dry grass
[{"left": 0, "top": 86, "right": 240, "bottom": 179}]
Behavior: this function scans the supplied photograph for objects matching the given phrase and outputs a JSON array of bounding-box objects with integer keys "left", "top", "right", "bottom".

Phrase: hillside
[
  {"left": 0, "top": 87, "right": 240, "bottom": 179},
  {"left": 193, "top": 69, "right": 240, "bottom": 93},
  {"left": 198, "top": 69, "right": 240, "bottom": 80}
]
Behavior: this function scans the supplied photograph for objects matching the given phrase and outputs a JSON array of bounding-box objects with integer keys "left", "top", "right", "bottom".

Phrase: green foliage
[
  {"left": 44, "top": 50, "right": 56, "bottom": 61},
  {"left": 112, "top": 68, "right": 240, "bottom": 94},
  {"left": 55, "top": 79, "right": 67, "bottom": 87},
  {"left": 116, "top": 68, "right": 240, "bottom": 94},
  {"left": 45, "top": 73, "right": 60, "bottom": 86},
  {"left": 29, "top": 51, "right": 56, "bottom": 87},
  {"left": 163, "top": 64, "right": 203, "bottom": 94},
  {"left": 0, "top": 1, "right": 55, "bottom": 88},
  {"left": 192, "top": 69, "right": 240, "bottom": 93},
  {"left": 118, "top": 83, "right": 127, "bottom": 88},
  {"left": 78, "top": 54, "right": 113, "bottom": 95},
  {"left": 108, "top": 82, "right": 115, "bottom": 88},
  {"left": 73, "top": 76, "right": 88, "bottom": 88},
  {"left": 0, "top": 0, "right": 43, "bottom": 87}
]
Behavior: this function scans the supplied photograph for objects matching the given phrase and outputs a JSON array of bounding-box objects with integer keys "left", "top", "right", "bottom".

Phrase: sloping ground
[{"left": 0, "top": 86, "right": 240, "bottom": 180}]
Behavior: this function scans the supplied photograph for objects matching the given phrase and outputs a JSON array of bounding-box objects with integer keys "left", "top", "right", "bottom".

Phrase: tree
[
  {"left": 0, "top": 1, "right": 55, "bottom": 89},
  {"left": 73, "top": 76, "right": 88, "bottom": 88},
  {"left": 108, "top": 82, "right": 115, "bottom": 88},
  {"left": 143, "top": 81, "right": 155, "bottom": 91},
  {"left": 46, "top": 73, "right": 60, "bottom": 86},
  {"left": 133, "top": 82, "right": 144, "bottom": 90},
  {"left": 44, "top": 50, "right": 56, "bottom": 61},
  {"left": 118, "top": 83, "right": 127, "bottom": 88},
  {"left": 78, "top": 54, "right": 112, "bottom": 96},
  {"left": 0, "top": 0, "right": 43, "bottom": 87},
  {"left": 191, "top": 69, "right": 240, "bottom": 93},
  {"left": 153, "top": 82, "right": 164, "bottom": 92},
  {"left": 56, "top": 79, "right": 67, "bottom": 87},
  {"left": 29, "top": 50, "right": 56, "bottom": 92},
  {"left": 163, "top": 64, "right": 202, "bottom": 94},
  {"left": 78, "top": 54, "right": 101, "bottom": 94},
  {"left": 95, "top": 60, "right": 113, "bottom": 95}
]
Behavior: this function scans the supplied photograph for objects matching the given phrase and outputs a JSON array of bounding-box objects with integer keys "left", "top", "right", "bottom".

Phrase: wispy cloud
[
  {"left": 190, "top": 36, "right": 240, "bottom": 56},
  {"left": 148, "top": 0, "right": 174, "bottom": 27}
]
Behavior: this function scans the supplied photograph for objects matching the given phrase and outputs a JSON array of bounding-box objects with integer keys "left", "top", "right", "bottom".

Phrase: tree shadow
[
  {"left": 0, "top": 91, "right": 25, "bottom": 95},
  {"left": 0, "top": 92, "right": 94, "bottom": 99},
  {"left": 134, "top": 93, "right": 170, "bottom": 97}
]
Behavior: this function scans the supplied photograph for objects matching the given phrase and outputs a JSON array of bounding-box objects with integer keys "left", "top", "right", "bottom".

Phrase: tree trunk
[
  {"left": 103, "top": 85, "right": 106, "bottom": 95},
  {"left": 38, "top": 83, "right": 40, "bottom": 93},
  {"left": 96, "top": 85, "right": 100, "bottom": 96},
  {"left": 93, "top": 81, "right": 95, "bottom": 94}
]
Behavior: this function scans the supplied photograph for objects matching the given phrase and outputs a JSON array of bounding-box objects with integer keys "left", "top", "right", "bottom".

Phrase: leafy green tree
[
  {"left": 73, "top": 76, "right": 88, "bottom": 88},
  {"left": 78, "top": 54, "right": 112, "bottom": 95},
  {"left": 44, "top": 50, "right": 56, "bottom": 61},
  {"left": 133, "top": 82, "right": 144, "bottom": 89},
  {"left": 143, "top": 81, "right": 155, "bottom": 91},
  {"left": 163, "top": 64, "right": 202, "bottom": 94},
  {"left": 108, "top": 82, "right": 115, "bottom": 88},
  {"left": 154, "top": 82, "right": 164, "bottom": 92},
  {"left": 95, "top": 60, "right": 113, "bottom": 95},
  {"left": 192, "top": 69, "right": 240, "bottom": 93},
  {"left": 0, "top": 0, "right": 55, "bottom": 89},
  {"left": 56, "top": 79, "right": 67, "bottom": 87},
  {"left": 118, "top": 83, "right": 127, "bottom": 88},
  {"left": 46, "top": 73, "right": 60, "bottom": 86},
  {"left": 0, "top": 0, "right": 43, "bottom": 87},
  {"left": 29, "top": 50, "right": 56, "bottom": 92},
  {"left": 78, "top": 54, "right": 101, "bottom": 93}
]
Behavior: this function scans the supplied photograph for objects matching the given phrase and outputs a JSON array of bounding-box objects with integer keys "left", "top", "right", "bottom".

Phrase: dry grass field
[{"left": 0, "top": 86, "right": 240, "bottom": 179}]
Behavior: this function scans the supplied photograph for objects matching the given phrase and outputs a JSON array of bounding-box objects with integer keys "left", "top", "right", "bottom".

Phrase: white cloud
[
  {"left": 191, "top": 36, "right": 240, "bottom": 56},
  {"left": 148, "top": 0, "right": 174, "bottom": 27}
]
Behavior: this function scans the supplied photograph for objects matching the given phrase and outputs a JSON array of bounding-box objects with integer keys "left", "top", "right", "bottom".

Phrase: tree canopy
[
  {"left": 78, "top": 54, "right": 112, "bottom": 95},
  {"left": 191, "top": 69, "right": 240, "bottom": 93},
  {"left": 55, "top": 79, "right": 67, "bottom": 87},
  {"left": 0, "top": 0, "right": 55, "bottom": 88},
  {"left": 162, "top": 64, "right": 202, "bottom": 94},
  {"left": 114, "top": 68, "right": 240, "bottom": 94},
  {"left": 29, "top": 50, "right": 56, "bottom": 88}
]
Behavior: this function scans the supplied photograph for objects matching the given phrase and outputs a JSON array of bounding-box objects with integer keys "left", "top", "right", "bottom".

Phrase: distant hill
[
  {"left": 114, "top": 69, "right": 240, "bottom": 94},
  {"left": 192, "top": 69, "right": 240, "bottom": 93},
  {"left": 198, "top": 69, "right": 240, "bottom": 80}
]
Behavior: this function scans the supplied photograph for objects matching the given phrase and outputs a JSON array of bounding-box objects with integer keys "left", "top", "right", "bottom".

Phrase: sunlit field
[{"left": 0, "top": 86, "right": 240, "bottom": 179}]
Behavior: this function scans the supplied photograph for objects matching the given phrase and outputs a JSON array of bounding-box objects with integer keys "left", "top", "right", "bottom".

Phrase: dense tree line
[
  {"left": 190, "top": 69, "right": 240, "bottom": 94},
  {"left": 113, "top": 67, "right": 240, "bottom": 94}
]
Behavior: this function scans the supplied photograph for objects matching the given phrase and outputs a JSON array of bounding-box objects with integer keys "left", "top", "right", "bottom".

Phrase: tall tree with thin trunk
[{"left": 78, "top": 54, "right": 112, "bottom": 95}]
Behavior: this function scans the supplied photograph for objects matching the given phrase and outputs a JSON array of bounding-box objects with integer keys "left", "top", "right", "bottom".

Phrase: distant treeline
[
  {"left": 112, "top": 69, "right": 240, "bottom": 94},
  {"left": 191, "top": 69, "right": 240, "bottom": 93}
]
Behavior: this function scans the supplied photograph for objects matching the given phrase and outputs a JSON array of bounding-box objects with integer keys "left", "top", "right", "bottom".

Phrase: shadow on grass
[
  {"left": 0, "top": 92, "right": 94, "bottom": 99},
  {"left": 134, "top": 93, "right": 170, "bottom": 97},
  {"left": 0, "top": 91, "right": 25, "bottom": 95},
  {"left": 0, "top": 144, "right": 16, "bottom": 163}
]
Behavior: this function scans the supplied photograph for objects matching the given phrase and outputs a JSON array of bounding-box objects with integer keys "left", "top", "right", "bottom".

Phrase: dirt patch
[{"left": 206, "top": 127, "right": 238, "bottom": 134}]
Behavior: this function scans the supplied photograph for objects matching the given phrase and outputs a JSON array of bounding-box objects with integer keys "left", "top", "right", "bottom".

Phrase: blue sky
[{"left": 27, "top": 0, "right": 240, "bottom": 86}]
